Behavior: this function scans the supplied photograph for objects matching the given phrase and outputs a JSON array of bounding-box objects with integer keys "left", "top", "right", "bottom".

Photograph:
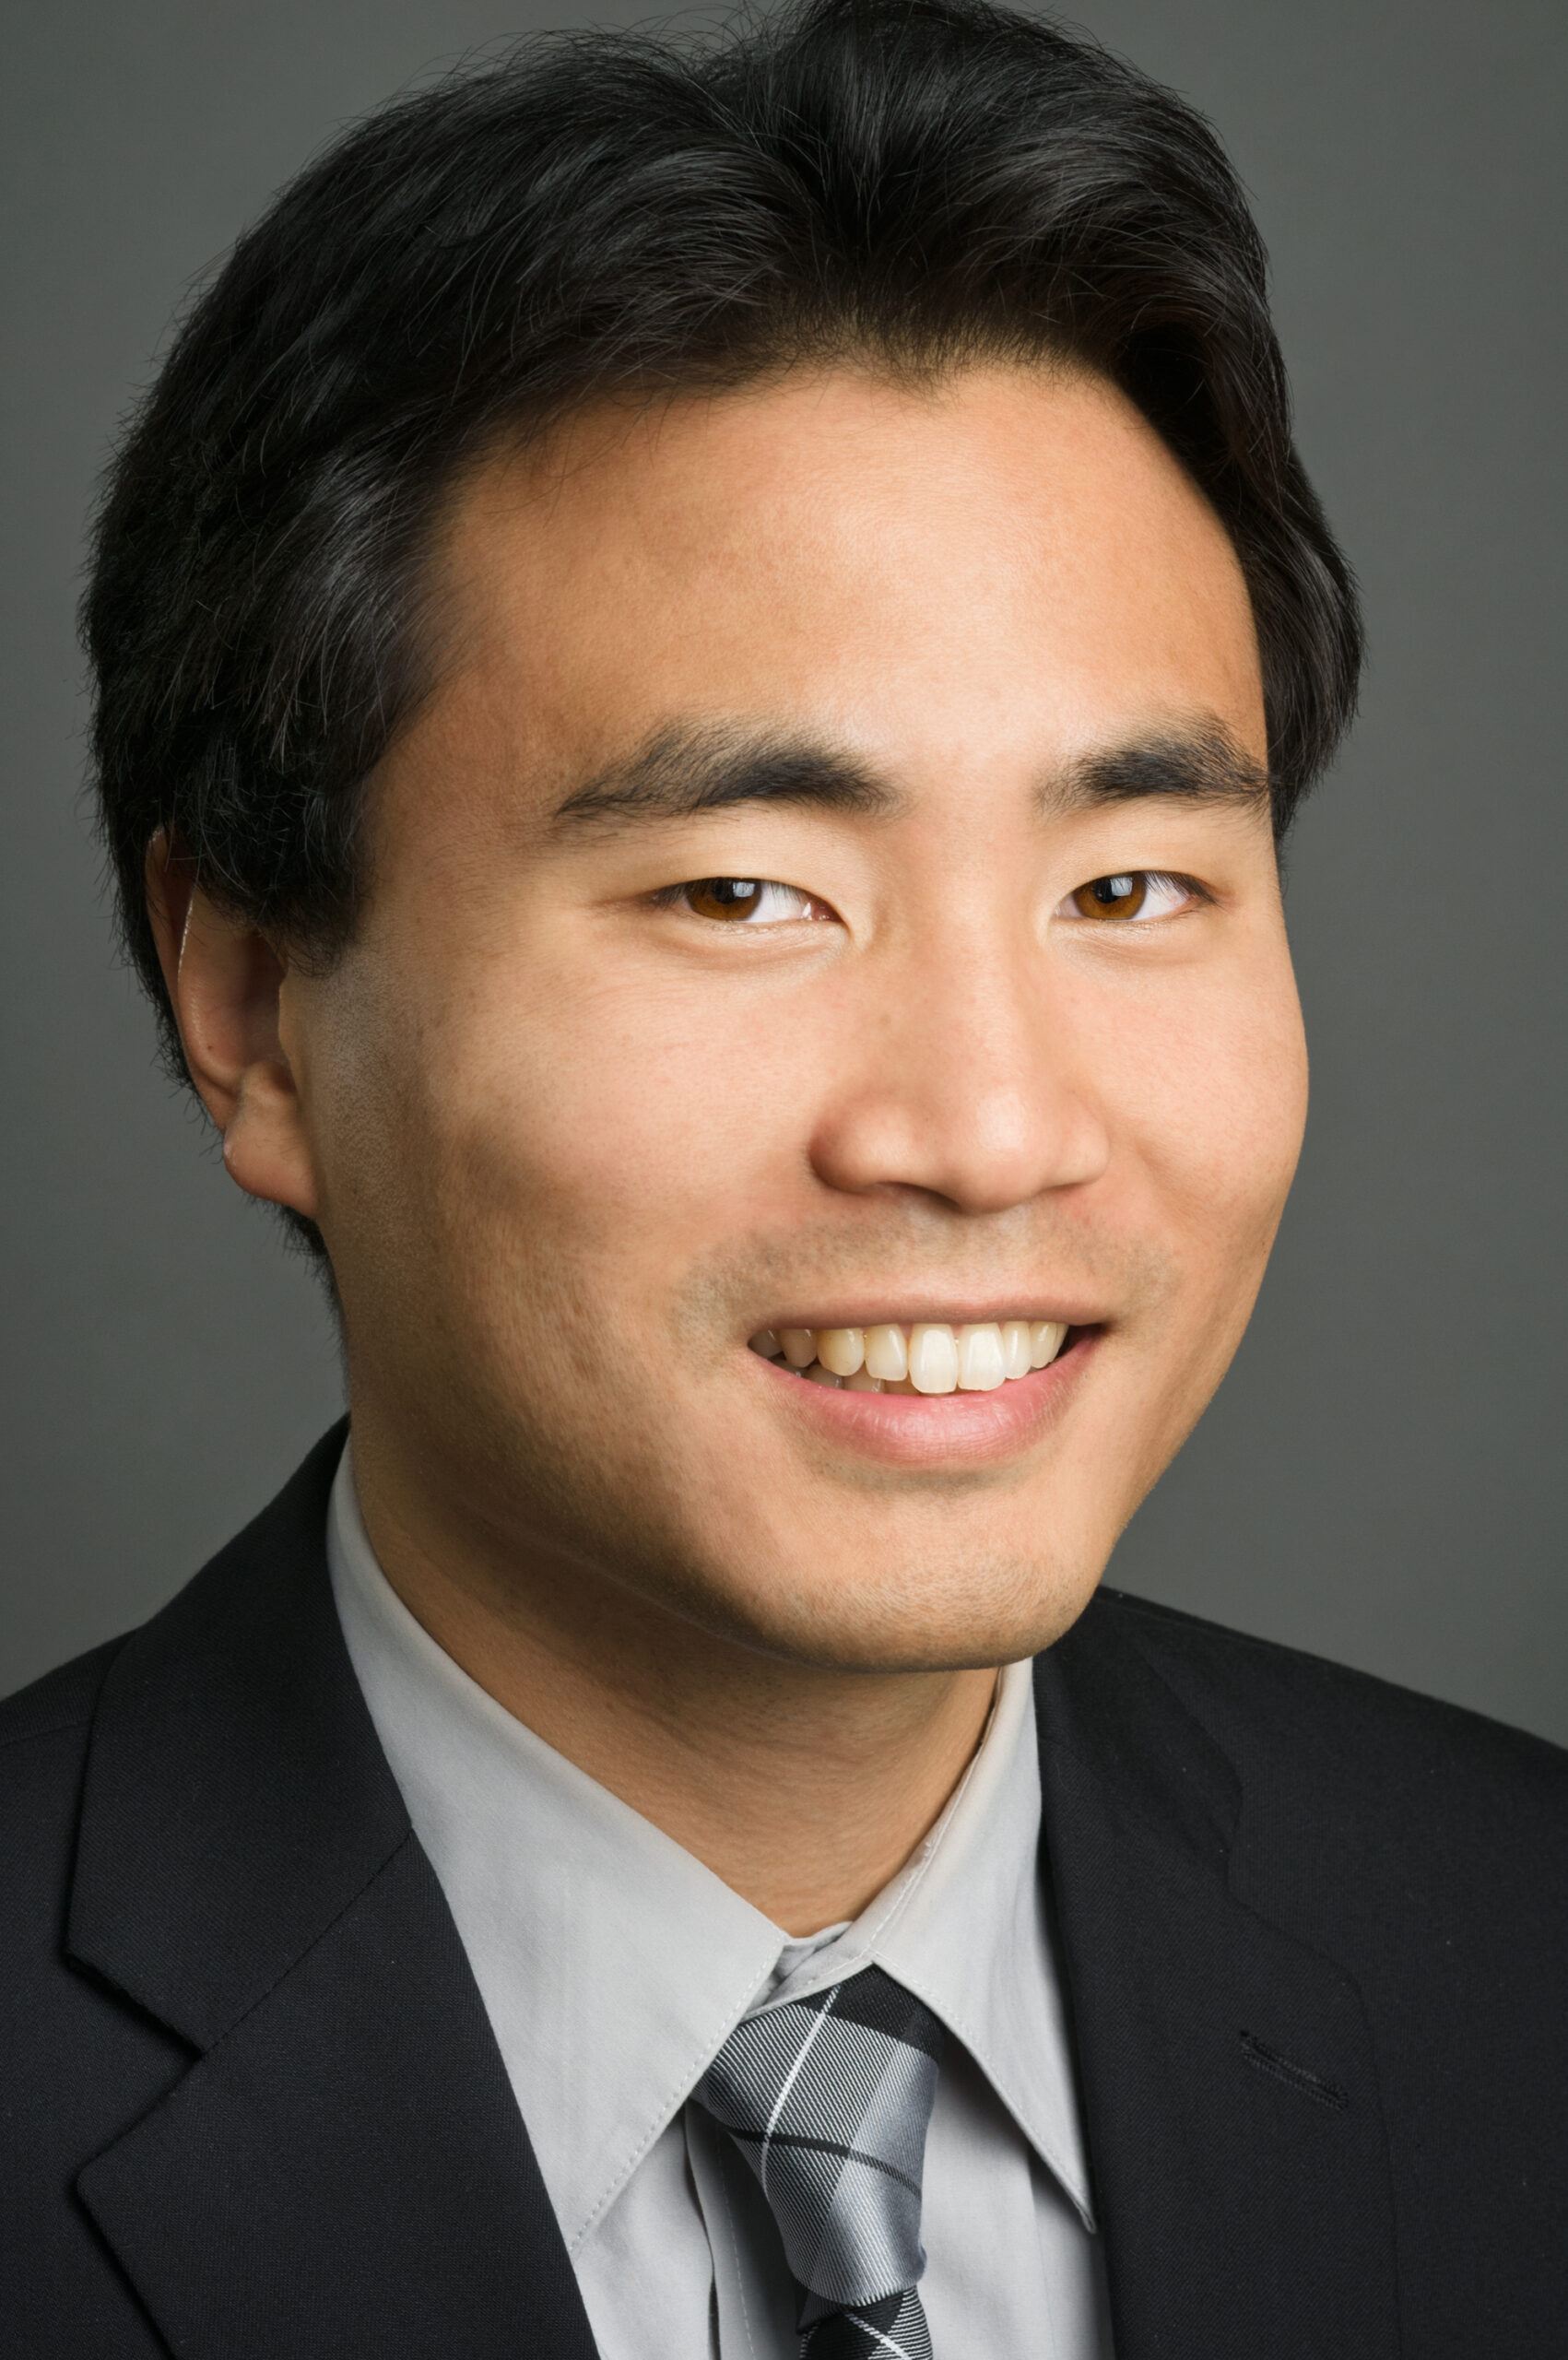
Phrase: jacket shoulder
[
  {"left": 1091, "top": 1583, "right": 1568, "bottom": 1975},
  {"left": 1095, "top": 1582, "right": 1568, "bottom": 1799},
  {"left": 0, "top": 1636, "right": 130, "bottom": 1944},
  {"left": 0, "top": 1636, "right": 124, "bottom": 1767}
]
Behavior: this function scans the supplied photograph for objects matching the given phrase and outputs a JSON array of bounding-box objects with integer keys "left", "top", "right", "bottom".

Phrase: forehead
[{"left": 431, "top": 363, "right": 1265, "bottom": 789}]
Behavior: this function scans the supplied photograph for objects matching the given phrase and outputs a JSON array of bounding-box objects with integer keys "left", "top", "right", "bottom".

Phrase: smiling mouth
[{"left": 748, "top": 1318, "right": 1071, "bottom": 1393}]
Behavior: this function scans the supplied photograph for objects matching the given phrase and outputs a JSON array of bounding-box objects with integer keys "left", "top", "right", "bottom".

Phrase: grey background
[{"left": 4, "top": 0, "right": 1563, "bottom": 1737}]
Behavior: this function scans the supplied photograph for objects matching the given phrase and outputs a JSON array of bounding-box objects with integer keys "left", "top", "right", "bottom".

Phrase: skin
[{"left": 150, "top": 363, "right": 1308, "bottom": 1933}]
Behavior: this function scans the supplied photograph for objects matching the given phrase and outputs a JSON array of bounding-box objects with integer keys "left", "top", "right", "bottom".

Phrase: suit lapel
[
  {"left": 1037, "top": 1599, "right": 1401, "bottom": 2360},
  {"left": 67, "top": 1427, "right": 597, "bottom": 2360}
]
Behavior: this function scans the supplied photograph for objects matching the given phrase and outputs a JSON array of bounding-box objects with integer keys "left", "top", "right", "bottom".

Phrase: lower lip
[{"left": 754, "top": 1330, "right": 1099, "bottom": 1468}]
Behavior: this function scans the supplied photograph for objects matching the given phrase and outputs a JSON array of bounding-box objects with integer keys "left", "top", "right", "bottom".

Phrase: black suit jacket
[{"left": 4, "top": 1425, "right": 1565, "bottom": 2356}]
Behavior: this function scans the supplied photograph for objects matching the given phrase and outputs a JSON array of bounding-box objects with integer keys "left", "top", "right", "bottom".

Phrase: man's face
[{"left": 286, "top": 363, "right": 1306, "bottom": 1670}]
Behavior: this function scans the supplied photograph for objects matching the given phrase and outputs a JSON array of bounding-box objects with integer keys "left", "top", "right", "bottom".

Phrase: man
[{"left": 4, "top": 0, "right": 1563, "bottom": 2352}]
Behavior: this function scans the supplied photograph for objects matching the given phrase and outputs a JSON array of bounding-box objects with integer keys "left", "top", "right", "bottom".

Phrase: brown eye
[
  {"left": 670, "top": 878, "right": 834, "bottom": 926},
  {"left": 685, "top": 878, "right": 764, "bottom": 921},
  {"left": 1071, "top": 872, "right": 1148, "bottom": 921}
]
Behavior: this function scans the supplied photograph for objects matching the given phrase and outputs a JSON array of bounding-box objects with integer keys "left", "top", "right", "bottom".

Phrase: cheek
[
  {"left": 1205, "top": 977, "right": 1310, "bottom": 1218},
  {"left": 1087, "top": 957, "right": 1308, "bottom": 1265},
  {"left": 412, "top": 944, "right": 819, "bottom": 1280}
]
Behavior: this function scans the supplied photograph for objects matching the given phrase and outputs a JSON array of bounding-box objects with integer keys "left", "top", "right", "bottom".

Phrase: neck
[{"left": 349, "top": 1438, "right": 997, "bottom": 1937}]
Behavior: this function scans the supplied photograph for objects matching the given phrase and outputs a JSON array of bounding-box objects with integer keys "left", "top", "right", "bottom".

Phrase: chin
[{"left": 681, "top": 1545, "right": 1103, "bottom": 1675}]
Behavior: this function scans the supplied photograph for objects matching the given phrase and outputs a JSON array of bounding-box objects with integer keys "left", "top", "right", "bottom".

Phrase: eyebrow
[
  {"left": 548, "top": 714, "right": 1269, "bottom": 832},
  {"left": 1048, "top": 722, "right": 1271, "bottom": 818},
  {"left": 550, "top": 723, "right": 900, "bottom": 831}
]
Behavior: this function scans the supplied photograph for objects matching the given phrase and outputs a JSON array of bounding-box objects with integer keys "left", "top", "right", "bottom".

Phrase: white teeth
[
  {"left": 1030, "top": 1320, "right": 1067, "bottom": 1368},
  {"left": 864, "top": 1324, "right": 909, "bottom": 1382},
  {"left": 817, "top": 1327, "right": 866, "bottom": 1376},
  {"left": 751, "top": 1316, "right": 1076, "bottom": 1390},
  {"left": 908, "top": 1324, "right": 960, "bottom": 1395},
  {"left": 957, "top": 1324, "right": 1007, "bottom": 1391}
]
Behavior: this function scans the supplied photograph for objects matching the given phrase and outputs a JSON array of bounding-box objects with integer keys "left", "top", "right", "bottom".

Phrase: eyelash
[{"left": 656, "top": 871, "right": 1204, "bottom": 926}]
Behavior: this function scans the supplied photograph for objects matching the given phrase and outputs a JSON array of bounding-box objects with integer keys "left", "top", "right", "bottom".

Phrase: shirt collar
[
  {"left": 760, "top": 1650, "right": 1094, "bottom": 2224},
  {"left": 327, "top": 1443, "right": 1093, "bottom": 2249}
]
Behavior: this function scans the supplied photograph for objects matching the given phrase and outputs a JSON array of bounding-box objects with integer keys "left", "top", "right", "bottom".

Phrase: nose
[{"left": 806, "top": 918, "right": 1112, "bottom": 1215}]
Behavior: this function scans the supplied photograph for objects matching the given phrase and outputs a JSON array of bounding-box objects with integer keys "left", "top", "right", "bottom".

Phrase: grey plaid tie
[{"left": 697, "top": 1965, "right": 945, "bottom": 2360}]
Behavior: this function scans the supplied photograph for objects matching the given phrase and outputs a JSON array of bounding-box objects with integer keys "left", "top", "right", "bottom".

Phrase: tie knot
[{"left": 697, "top": 1965, "right": 945, "bottom": 2355}]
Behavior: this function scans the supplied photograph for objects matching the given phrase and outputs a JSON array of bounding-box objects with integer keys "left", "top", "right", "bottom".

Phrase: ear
[{"left": 145, "top": 832, "right": 321, "bottom": 1221}]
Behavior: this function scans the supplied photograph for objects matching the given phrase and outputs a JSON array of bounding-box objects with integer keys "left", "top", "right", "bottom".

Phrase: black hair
[{"left": 87, "top": 0, "right": 1360, "bottom": 1079}]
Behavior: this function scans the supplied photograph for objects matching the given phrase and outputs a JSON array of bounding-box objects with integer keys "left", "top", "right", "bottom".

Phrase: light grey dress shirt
[{"left": 328, "top": 1446, "right": 1114, "bottom": 2358}]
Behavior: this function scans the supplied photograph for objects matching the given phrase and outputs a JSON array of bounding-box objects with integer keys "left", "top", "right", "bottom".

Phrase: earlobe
[{"left": 143, "top": 832, "right": 321, "bottom": 1221}]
